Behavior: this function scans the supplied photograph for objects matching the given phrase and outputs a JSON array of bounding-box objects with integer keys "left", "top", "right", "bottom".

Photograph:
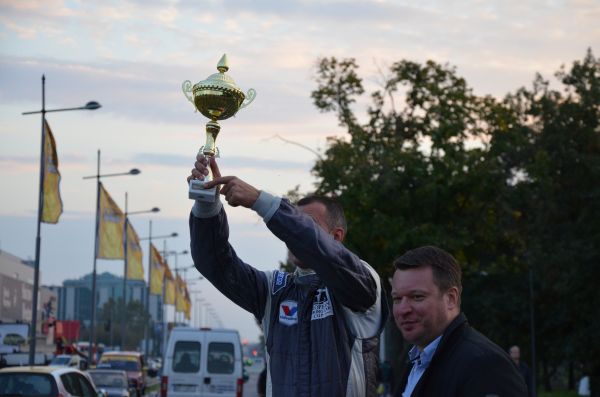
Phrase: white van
[{"left": 161, "top": 327, "right": 245, "bottom": 397}]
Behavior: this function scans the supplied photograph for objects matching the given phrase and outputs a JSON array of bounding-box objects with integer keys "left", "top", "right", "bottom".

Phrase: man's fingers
[
  {"left": 196, "top": 153, "right": 208, "bottom": 165},
  {"left": 203, "top": 175, "right": 235, "bottom": 189},
  {"left": 190, "top": 169, "right": 205, "bottom": 180},
  {"left": 194, "top": 161, "right": 209, "bottom": 176}
]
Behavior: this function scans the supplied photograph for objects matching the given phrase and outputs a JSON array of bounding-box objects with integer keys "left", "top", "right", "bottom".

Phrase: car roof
[
  {"left": 0, "top": 366, "right": 80, "bottom": 375},
  {"left": 171, "top": 327, "right": 240, "bottom": 335},
  {"left": 102, "top": 351, "right": 142, "bottom": 357},
  {"left": 88, "top": 369, "right": 128, "bottom": 376}
]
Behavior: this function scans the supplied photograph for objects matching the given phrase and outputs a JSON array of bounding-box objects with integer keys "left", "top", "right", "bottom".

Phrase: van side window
[
  {"left": 173, "top": 341, "right": 201, "bottom": 373},
  {"left": 207, "top": 342, "right": 235, "bottom": 374}
]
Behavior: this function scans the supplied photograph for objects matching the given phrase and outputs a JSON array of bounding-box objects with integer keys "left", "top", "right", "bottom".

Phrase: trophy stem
[{"left": 203, "top": 120, "right": 221, "bottom": 157}]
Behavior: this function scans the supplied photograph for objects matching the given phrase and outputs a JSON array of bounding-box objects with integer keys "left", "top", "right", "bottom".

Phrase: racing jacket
[{"left": 189, "top": 192, "right": 388, "bottom": 397}]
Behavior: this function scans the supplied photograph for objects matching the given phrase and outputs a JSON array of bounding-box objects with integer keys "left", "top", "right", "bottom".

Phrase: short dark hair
[
  {"left": 297, "top": 195, "right": 347, "bottom": 233},
  {"left": 393, "top": 246, "right": 462, "bottom": 296}
]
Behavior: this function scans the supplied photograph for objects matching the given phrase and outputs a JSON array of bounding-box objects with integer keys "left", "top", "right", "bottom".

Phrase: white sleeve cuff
[
  {"left": 191, "top": 199, "right": 223, "bottom": 218},
  {"left": 251, "top": 191, "right": 281, "bottom": 223}
]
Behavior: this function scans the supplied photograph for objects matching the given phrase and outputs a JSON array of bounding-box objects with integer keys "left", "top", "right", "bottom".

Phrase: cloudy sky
[{"left": 0, "top": 0, "right": 598, "bottom": 342}]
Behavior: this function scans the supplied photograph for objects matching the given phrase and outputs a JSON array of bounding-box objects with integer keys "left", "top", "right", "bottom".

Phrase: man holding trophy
[{"left": 185, "top": 55, "right": 388, "bottom": 396}]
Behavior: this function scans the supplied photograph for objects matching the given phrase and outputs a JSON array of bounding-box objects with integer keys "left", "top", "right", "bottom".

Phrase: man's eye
[
  {"left": 412, "top": 295, "right": 425, "bottom": 301},
  {"left": 392, "top": 297, "right": 401, "bottom": 304}
]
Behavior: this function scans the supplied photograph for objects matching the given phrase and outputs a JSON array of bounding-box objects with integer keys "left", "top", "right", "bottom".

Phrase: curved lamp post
[
  {"left": 83, "top": 159, "right": 140, "bottom": 364},
  {"left": 22, "top": 75, "right": 100, "bottom": 365}
]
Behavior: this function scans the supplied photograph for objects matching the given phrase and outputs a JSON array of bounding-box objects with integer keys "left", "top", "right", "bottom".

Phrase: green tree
[
  {"left": 311, "top": 56, "right": 528, "bottom": 377},
  {"left": 96, "top": 298, "right": 150, "bottom": 351},
  {"left": 510, "top": 49, "right": 600, "bottom": 392},
  {"left": 308, "top": 50, "right": 600, "bottom": 392}
]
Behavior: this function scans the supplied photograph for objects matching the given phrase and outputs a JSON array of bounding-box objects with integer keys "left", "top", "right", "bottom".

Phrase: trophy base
[{"left": 189, "top": 179, "right": 218, "bottom": 202}]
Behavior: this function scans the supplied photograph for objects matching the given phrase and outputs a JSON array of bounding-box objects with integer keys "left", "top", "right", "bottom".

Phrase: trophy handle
[
  {"left": 240, "top": 88, "right": 256, "bottom": 110},
  {"left": 182, "top": 80, "right": 194, "bottom": 105}
]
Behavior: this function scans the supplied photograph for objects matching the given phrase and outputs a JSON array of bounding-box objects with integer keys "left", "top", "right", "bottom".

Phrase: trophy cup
[{"left": 183, "top": 54, "right": 256, "bottom": 201}]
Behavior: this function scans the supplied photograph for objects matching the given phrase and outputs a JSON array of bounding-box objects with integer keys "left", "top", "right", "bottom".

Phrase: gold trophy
[{"left": 183, "top": 54, "right": 256, "bottom": 201}]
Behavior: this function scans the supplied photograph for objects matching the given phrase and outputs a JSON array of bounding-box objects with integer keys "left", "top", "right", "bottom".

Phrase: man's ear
[
  {"left": 445, "top": 287, "right": 460, "bottom": 311},
  {"left": 332, "top": 227, "right": 345, "bottom": 242}
]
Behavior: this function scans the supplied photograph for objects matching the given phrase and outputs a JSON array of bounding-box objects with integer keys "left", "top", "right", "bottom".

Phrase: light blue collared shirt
[{"left": 402, "top": 335, "right": 442, "bottom": 397}]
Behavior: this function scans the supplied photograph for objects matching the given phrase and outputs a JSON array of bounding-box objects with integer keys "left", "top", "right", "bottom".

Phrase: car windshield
[
  {"left": 90, "top": 372, "right": 126, "bottom": 388},
  {"left": 0, "top": 373, "right": 56, "bottom": 397},
  {"left": 50, "top": 357, "right": 71, "bottom": 365},
  {"left": 100, "top": 359, "right": 140, "bottom": 371}
]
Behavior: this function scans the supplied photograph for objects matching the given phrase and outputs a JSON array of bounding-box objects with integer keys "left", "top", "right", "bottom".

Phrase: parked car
[
  {"left": 161, "top": 326, "right": 244, "bottom": 397},
  {"left": 88, "top": 369, "right": 134, "bottom": 397},
  {"left": 0, "top": 365, "right": 103, "bottom": 397},
  {"left": 97, "top": 352, "right": 145, "bottom": 397}
]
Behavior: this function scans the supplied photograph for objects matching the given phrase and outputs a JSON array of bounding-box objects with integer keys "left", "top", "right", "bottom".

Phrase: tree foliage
[
  {"left": 310, "top": 50, "right": 600, "bottom": 391},
  {"left": 94, "top": 298, "right": 150, "bottom": 351}
]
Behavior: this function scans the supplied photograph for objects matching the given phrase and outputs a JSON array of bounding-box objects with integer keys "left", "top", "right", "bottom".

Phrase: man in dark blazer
[{"left": 391, "top": 246, "right": 528, "bottom": 397}]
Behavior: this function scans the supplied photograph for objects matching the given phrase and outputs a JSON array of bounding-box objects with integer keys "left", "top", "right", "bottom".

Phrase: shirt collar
[{"left": 408, "top": 335, "right": 442, "bottom": 367}]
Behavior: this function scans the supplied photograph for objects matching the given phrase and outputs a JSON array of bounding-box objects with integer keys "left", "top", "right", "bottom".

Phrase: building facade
[
  {"left": 59, "top": 272, "right": 137, "bottom": 324},
  {"left": 57, "top": 272, "right": 160, "bottom": 326},
  {"left": 0, "top": 249, "right": 57, "bottom": 334},
  {"left": 0, "top": 250, "right": 34, "bottom": 324}
]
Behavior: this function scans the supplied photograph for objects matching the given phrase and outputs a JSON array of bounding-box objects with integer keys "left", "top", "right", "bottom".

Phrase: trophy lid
[{"left": 193, "top": 54, "right": 245, "bottom": 99}]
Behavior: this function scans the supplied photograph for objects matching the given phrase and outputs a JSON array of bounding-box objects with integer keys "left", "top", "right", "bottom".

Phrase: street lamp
[
  {"left": 22, "top": 75, "right": 101, "bottom": 365},
  {"left": 83, "top": 153, "right": 140, "bottom": 364},
  {"left": 120, "top": 194, "right": 159, "bottom": 350},
  {"left": 139, "top": 226, "right": 178, "bottom": 357}
]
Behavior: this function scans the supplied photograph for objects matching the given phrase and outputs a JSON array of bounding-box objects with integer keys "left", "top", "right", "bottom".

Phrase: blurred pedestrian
[
  {"left": 578, "top": 373, "right": 591, "bottom": 396},
  {"left": 391, "top": 246, "right": 528, "bottom": 397},
  {"left": 509, "top": 345, "right": 534, "bottom": 397}
]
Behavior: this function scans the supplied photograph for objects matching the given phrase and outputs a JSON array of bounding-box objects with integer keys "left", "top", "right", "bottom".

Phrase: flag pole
[
  {"left": 160, "top": 272, "right": 166, "bottom": 357},
  {"left": 121, "top": 193, "right": 129, "bottom": 349},
  {"left": 161, "top": 240, "right": 167, "bottom": 354},
  {"left": 88, "top": 149, "right": 101, "bottom": 365},
  {"left": 144, "top": 220, "right": 152, "bottom": 357},
  {"left": 29, "top": 75, "right": 46, "bottom": 366}
]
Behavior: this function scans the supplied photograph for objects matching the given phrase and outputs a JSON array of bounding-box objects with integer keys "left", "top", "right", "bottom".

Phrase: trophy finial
[{"left": 217, "top": 54, "right": 229, "bottom": 73}]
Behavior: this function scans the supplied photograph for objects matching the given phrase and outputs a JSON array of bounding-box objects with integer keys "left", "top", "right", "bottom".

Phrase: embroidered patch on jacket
[
  {"left": 279, "top": 300, "right": 298, "bottom": 326},
  {"left": 272, "top": 270, "right": 288, "bottom": 295},
  {"left": 311, "top": 288, "right": 334, "bottom": 321}
]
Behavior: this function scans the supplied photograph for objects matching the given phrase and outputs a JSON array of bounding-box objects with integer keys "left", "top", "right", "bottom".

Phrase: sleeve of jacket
[
  {"left": 189, "top": 206, "right": 270, "bottom": 321},
  {"left": 265, "top": 197, "right": 377, "bottom": 312}
]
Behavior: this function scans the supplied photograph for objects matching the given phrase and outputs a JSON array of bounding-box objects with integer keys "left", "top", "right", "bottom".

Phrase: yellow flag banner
[
  {"left": 126, "top": 221, "right": 144, "bottom": 280},
  {"left": 184, "top": 287, "right": 191, "bottom": 320},
  {"left": 98, "top": 183, "right": 124, "bottom": 259},
  {"left": 150, "top": 244, "right": 165, "bottom": 295},
  {"left": 164, "top": 277, "right": 175, "bottom": 305},
  {"left": 176, "top": 275, "right": 186, "bottom": 313},
  {"left": 41, "top": 120, "right": 63, "bottom": 223},
  {"left": 163, "top": 263, "right": 176, "bottom": 304}
]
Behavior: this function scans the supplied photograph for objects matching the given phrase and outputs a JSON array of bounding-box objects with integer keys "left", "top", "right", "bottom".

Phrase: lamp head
[
  {"left": 129, "top": 168, "right": 141, "bottom": 175},
  {"left": 151, "top": 207, "right": 160, "bottom": 213},
  {"left": 84, "top": 101, "right": 101, "bottom": 110}
]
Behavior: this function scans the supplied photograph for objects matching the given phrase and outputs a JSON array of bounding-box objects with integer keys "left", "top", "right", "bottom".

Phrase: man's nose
[{"left": 395, "top": 297, "right": 412, "bottom": 315}]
